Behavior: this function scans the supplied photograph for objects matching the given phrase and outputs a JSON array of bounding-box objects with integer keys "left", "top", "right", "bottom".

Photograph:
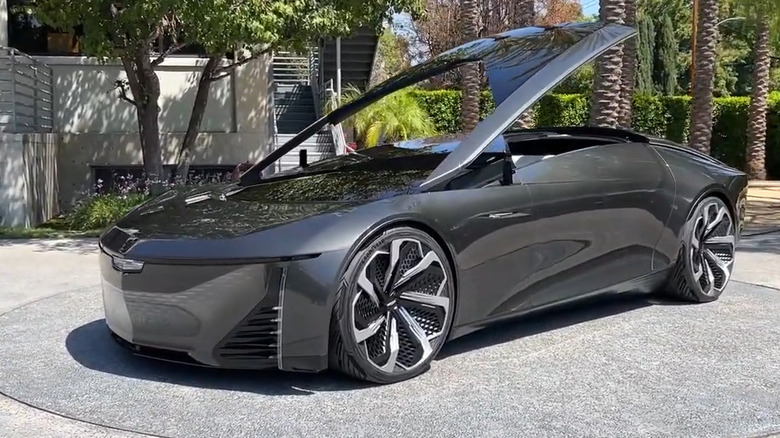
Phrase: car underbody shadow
[
  {"left": 65, "top": 292, "right": 690, "bottom": 394},
  {"left": 438, "top": 291, "right": 670, "bottom": 359},
  {"left": 65, "top": 320, "right": 374, "bottom": 396}
]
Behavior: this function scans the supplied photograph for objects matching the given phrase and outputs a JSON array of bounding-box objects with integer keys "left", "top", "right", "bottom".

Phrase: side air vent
[
  {"left": 213, "top": 267, "right": 285, "bottom": 367},
  {"left": 215, "top": 306, "right": 281, "bottom": 361}
]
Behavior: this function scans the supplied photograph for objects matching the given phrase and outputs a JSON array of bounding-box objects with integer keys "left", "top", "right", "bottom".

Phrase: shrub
[
  {"left": 68, "top": 193, "right": 149, "bottom": 231},
  {"left": 409, "top": 90, "right": 780, "bottom": 178}
]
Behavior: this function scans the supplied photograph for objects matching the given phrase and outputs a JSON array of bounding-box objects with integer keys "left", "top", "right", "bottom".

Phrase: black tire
[
  {"left": 328, "top": 226, "right": 456, "bottom": 384},
  {"left": 663, "top": 195, "right": 736, "bottom": 303}
]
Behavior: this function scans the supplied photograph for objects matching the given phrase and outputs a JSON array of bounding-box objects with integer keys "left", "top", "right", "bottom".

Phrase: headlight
[{"left": 112, "top": 257, "right": 145, "bottom": 273}]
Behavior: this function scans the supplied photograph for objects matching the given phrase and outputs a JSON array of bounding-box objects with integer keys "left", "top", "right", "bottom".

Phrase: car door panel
[
  {"left": 444, "top": 183, "right": 541, "bottom": 327},
  {"left": 517, "top": 142, "right": 668, "bottom": 307}
]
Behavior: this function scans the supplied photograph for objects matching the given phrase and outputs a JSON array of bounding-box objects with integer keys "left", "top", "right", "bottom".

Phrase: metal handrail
[
  {"left": 0, "top": 47, "right": 54, "bottom": 133},
  {"left": 321, "top": 79, "right": 348, "bottom": 155}
]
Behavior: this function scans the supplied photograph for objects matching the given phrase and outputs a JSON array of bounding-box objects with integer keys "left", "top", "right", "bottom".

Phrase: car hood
[{"left": 110, "top": 166, "right": 432, "bottom": 242}]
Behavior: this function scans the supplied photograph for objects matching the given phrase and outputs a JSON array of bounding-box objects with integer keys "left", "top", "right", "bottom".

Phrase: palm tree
[
  {"left": 741, "top": 1, "right": 780, "bottom": 179},
  {"left": 617, "top": 0, "right": 637, "bottom": 128},
  {"left": 515, "top": 0, "right": 537, "bottom": 129},
  {"left": 326, "top": 86, "right": 438, "bottom": 148},
  {"left": 688, "top": 0, "right": 719, "bottom": 154},
  {"left": 589, "top": 0, "right": 626, "bottom": 128},
  {"left": 746, "top": 15, "right": 771, "bottom": 179},
  {"left": 460, "top": 0, "right": 480, "bottom": 132}
]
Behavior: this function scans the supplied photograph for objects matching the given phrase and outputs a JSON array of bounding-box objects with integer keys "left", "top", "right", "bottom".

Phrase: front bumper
[{"left": 100, "top": 249, "right": 284, "bottom": 369}]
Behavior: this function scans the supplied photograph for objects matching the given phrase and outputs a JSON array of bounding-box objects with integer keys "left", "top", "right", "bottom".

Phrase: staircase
[
  {"left": 268, "top": 28, "right": 379, "bottom": 172},
  {"left": 319, "top": 27, "right": 379, "bottom": 92},
  {"left": 270, "top": 52, "right": 333, "bottom": 172}
]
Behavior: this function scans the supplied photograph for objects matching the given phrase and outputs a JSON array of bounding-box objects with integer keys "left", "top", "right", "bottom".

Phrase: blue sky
[{"left": 580, "top": 0, "right": 600, "bottom": 17}]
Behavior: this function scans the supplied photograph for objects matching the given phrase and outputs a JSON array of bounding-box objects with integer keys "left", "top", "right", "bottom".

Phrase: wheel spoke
[
  {"left": 357, "top": 270, "right": 382, "bottom": 306},
  {"left": 704, "top": 249, "right": 733, "bottom": 277},
  {"left": 691, "top": 232, "right": 701, "bottom": 251},
  {"left": 353, "top": 314, "right": 385, "bottom": 343},
  {"left": 692, "top": 260, "right": 704, "bottom": 281},
  {"left": 399, "top": 291, "right": 450, "bottom": 310},
  {"left": 395, "top": 307, "right": 433, "bottom": 363},
  {"left": 702, "top": 258, "right": 716, "bottom": 295},
  {"left": 379, "top": 312, "right": 399, "bottom": 373},
  {"left": 705, "top": 235, "right": 734, "bottom": 246},
  {"left": 386, "top": 239, "right": 408, "bottom": 289},
  {"left": 705, "top": 206, "right": 728, "bottom": 235},
  {"left": 394, "top": 251, "right": 439, "bottom": 290}
]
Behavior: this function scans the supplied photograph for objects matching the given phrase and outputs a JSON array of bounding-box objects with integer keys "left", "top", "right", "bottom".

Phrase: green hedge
[{"left": 409, "top": 89, "right": 780, "bottom": 178}]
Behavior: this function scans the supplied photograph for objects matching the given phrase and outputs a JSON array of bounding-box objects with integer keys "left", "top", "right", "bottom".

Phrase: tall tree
[
  {"left": 590, "top": 0, "right": 626, "bottom": 128},
  {"left": 32, "top": 0, "right": 423, "bottom": 187},
  {"left": 654, "top": 13, "right": 678, "bottom": 95},
  {"left": 739, "top": 0, "right": 780, "bottom": 179},
  {"left": 515, "top": 0, "right": 537, "bottom": 129},
  {"left": 460, "top": 0, "right": 480, "bottom": 132},
  {"left": 688, "top": 0, "right": 719, "bottom": 154},
  {"left": 617, "top": 0, "right": 637, "bottom": 128},
  {"left": 636, "top": 13, "right": 656, "bottom": 94}
]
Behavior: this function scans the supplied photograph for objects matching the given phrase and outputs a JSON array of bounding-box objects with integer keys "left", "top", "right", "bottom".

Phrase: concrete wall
[
  {"left": 35, "top": 55, "right": 275, "bottom": 208},
  {"left": 0, "top": 133, "right": 58, "bottom": 227}
]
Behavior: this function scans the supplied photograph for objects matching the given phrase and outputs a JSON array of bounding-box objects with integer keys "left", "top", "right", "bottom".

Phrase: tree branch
[
  {"left": 112, "top": 79, "right": 137, "bottom": 106},
  {"left": 152, "top": 43, "right": 186, "bottom": 66},
  {"left": 208, "top": 46, "right": 273, "bottom": 81}
]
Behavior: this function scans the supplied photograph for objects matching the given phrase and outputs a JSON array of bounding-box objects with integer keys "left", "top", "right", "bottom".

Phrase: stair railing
[{"left": 321, "top": 79, "right": 348, "bottom": 155}]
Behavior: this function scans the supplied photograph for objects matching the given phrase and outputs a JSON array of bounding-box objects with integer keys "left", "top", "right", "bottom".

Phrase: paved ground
[
  {"left": 744, "top": 181, "right": 780, "bottom": 236},
  {"left": 1, "top": 183, "right": 779, "bottom": 438}
]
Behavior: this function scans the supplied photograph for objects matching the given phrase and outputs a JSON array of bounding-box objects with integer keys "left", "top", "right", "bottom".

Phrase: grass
[{"left": 0, "top": 217, "right": 104, "bottom": 239}]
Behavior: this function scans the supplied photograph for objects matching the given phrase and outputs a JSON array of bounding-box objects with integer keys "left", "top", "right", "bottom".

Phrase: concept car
[{"left": 100, "top": 22, "right": 748, "bottom": 384}]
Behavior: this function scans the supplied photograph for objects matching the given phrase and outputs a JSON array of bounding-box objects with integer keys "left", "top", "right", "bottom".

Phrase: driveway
[{"left": 1, "top": 230, "right": 779, "bottom": 438}]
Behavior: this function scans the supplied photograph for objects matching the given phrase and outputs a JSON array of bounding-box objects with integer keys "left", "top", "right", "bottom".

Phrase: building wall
[
  {"left": 0, "top": 133, "right": 58, "bottom": 227},
  {"left": 36, "top": 55, "right": 275, "bottom": 208}
]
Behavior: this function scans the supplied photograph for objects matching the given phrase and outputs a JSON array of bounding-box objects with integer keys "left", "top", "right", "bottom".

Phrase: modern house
[{"left": 0, "top": 0, "right": 378, "bottom": 227}]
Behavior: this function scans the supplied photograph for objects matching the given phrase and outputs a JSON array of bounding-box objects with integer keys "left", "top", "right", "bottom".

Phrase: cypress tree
[
  {"left": 636, "top": 14, "right": 656, "bottom": 94},
  {"left": 654, "top": 13, "right": 678, "bottom": 95}
]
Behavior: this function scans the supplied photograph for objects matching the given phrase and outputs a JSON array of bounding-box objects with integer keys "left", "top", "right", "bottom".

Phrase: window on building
[{"left": 7, "top": 0, "right": 208, "bottom": 57}]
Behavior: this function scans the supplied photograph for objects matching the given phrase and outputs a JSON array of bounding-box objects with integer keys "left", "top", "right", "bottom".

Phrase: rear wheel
[
  {"left": 664, "top": 196, "right": 736, "bottom": 303},
  {"left": 328, "top": 227, "right": 455, "bottom": 384}
]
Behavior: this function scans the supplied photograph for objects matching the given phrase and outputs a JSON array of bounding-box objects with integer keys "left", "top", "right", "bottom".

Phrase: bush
[
  {"left": 409, "top": 90, "right": 780, "bottom": 178},
  {"left": 68, "top": 193, "right": 149, "bottom": 231}
]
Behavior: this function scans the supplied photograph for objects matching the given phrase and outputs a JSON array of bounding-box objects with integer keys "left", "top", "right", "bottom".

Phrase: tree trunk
[
  {"left": 460, "top": 0, "right": 480, "bottom": 132},
  {"left": 590, "top": 0, "right": 626, "bottom": 128},
  {"left": 121, "top": 50, "right": 164, "bottom": 194},
  {"left": 515, "top": 0, "right": 537, "bottom": 129},
  {"left": 688, "top": 0, "right": 718, "bottom": 154},
  {"left": 617, "top": 0, "right": 637, "bottom": 128},
  {"left": 746, "top": 17, "right": 770, "bottom": 180},
  {"left": 175, "top": 56, "right": 222, "bottom": 182}
]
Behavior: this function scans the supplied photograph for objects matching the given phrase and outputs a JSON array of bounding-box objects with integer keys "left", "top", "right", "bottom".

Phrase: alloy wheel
[
  {"left": 687, "top": 199, "right": 736, "bottom": 296},
  {"left": 350, "top": 238, "right": 451, "bottom": 373}
]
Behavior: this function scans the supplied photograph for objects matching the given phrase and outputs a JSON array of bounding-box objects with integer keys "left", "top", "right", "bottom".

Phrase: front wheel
[
  {"left": 328, "top": 227, "right": 455, "bottom": 384},
  {"left": 664, "top": 196, "right": 736, "bottom": 303}
]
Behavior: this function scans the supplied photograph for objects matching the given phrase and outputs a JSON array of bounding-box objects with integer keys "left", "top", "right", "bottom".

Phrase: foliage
[
  {"left": 407, "top": 89, "right": 780, "bottom": 178},
  {"left": 372, "top": 26, "right": 413, "bottom": 84},
  {"left": 406, "top": 0, "right": 581, "bottom": 87},
  {"left": 68, "top": 193, "right": 149, "bottom": 231},
  {"left": 553, "top": 64, "right": 595, "bottom": 94},
  {"left": 332, "top": 86, "right": 438, "bottom": 147},
  {"left": 28, "top": 0, "right": 424, "bottom": 183},
  {"left": 535, "top": 0, "right": 584, "bottom": 26},
  {"left": 655, "top": 14, "right": 678, "bottom": 95},
  {"left": 636, "top": 14, "right": 655, "bottom": 94}
]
